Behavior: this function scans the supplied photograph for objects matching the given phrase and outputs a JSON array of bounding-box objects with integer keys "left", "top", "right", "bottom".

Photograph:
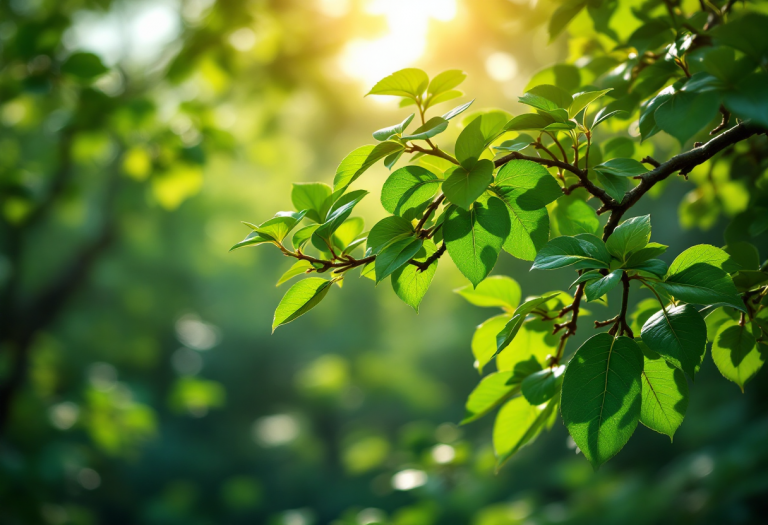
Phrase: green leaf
[
  {"left": 710, "top": 14, "right": 768, "bottom": 63},
  {"left": 455, "top": 112, "right": 508, "bottom": 166},
  {"left": 655, "top": 90, "right": 721, "bottom": 146},
  {"left": 374, "top": 237, "right": 422, "bottom": 283},
  {"left": 518, "top": 93, "right": 559, "bottom": 112},
  {"left": 292, "top": 183, "right": 333, "bottom": 223},
  {"left": 255, "top": 210, "right": 307, "bottom": 243},
  {"left": 489, "top": 186, "right": 550, "bottom": 262},
  {"left": 569, "top": 270, "right": 601, "bottom": 289},
  {"left": 624, "top": 242, "right": 668, "bottom": 267},
  {"left": 711, "top": 320, "right": 764, "bottom": 391},
  {"left": 333, "top": 142, "right": 404, "bottom": 193},
  {"left": 521, "top": 365, "right": 564, "bottom": 405},
  {"left": 444, "top": 197, "right": 511, "bottom": 287},
  {"left": 313, "top": 190, "right": 367, "bottom": 248},
  {"left": 606, "top": 215, "right": 651, "bottom": 261},
  {"left": 658, "top": 262, "right": 745, "bottom": 312},
  {"left": 550, "top": 195, "right": 600, "bottom": 237},
  {"left": 640, "top": 304, "right": 707, "bottom": 378},
  {"left": 455, "top": 275, "right": 521, "bottom": 310},
  {"left": 630, "top": 259, "right": 668, "bottom": 278},
  {"left": 372, "top": 113, "right": 415, "bottom": 141},
  {"left": 585, "top": 270, "right": 623, "bottom": 302},
  {"left": 367, "top": 216, "right": 413, "bottom": 254},
  {"left": 495, "top": 294, "right": 560, "bottom": 355},
  {"left": 602, "top": 137, "right": 635, "bottom": 160},
  {"left": 332, "top": 217, "right": 364, "bottom": 251},
  {"left": 569, "top": 88, "right": 612, "bottom": 118},
  {"left": 461, "top": 371, "right": 520, "bottom": 424},
  {"left": 525, "top": 85, "right": 573, "bottom": 109},
  {"left": 367, "top": 68, "right": 429, "bottom": 98},
  {"left": 472, "top": 314, "right": 512, "bottom": 373},
  {"left": 525, "top": 64, "right": 581, "bottom": 93},
  {"left": 381, "top": 165, "right": 440, "bottom": 221},
  {"left": 594, "top": 158, "right": 649, "bottom": 178},
  {"left": 442, "top": 160, "right": 494, "bottom": 210},
  {"left": 504, "top": 113, "right": 555, "bottom": 132},
  {"left": 272, "top": 278, "right": 333, "bottom": 331},
  {"left": 401, "top": 116, "right": 449, "bottom": 141},
  {"left": 639, "top": 343, "right": 688, "bottom": 440},
  {"left": 561, "top": 334, "right": 643, "bottom": 469},
  {"left": 441, "top": 99, "right": 474, "bottom": 121},
  {"left": 495, "top": 159, "right": 562, "bottom": 206},
  {"left": 494, "top": 396, "right": 556, "bottom": 468},
  {"left": 230, "top": 230, "right": 274, "bottom": 252},
  {"left": 532, "top": 234, "right": 611, "bottom": 271},
  {"left": 639, "top": 90, "right": 672, "bottom": 140},
  {"left": 61, "top": 52, "right": 109, "bottom": 80},
  {"left": 427, "top": 90, "right": 463, "bottom": 108},
  {"left": 548, "top": 0, "right": 587, "bottom": 41},
  {"left": 493, "top": 134, "right": 534, "bottom": 153},
  {"left": 592, "top": 109, "right": 627, "bottom": 130},
  {"left": 428, "top": 69, "right": 466, "bottom": 97},
  {"left": 391, "top": 239, "right": 438, "bottom": 312},
  {"left": 723, "top": 72, "right": 768, "bottom": 129},
  {"left": 594, "top": 170, "right": 632, "bottom": 202},
  {"left": 667, "top": 244, "right": 739, "bottom": 275},
  {"left": 292, "top": 224, "right": 320, "bottom": 250},
  {"left": 277, "top": 260, "right": 312, "bottom": 286}
]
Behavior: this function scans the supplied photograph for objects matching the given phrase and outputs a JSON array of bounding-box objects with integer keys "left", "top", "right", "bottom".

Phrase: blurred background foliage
[{"left": 0, "top": 0, "right": 766, "bottom": 524}]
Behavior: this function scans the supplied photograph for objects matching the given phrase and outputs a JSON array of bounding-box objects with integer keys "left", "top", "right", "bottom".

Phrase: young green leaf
[
  {"left": 391, "top": 239, "right": 438, "bottom": 311},
  {"left": 332, "top": 217, "right": 365, "bottom": 252},
  {"left": 455, "top": 275, "right": 521, "bottom": 310},
  {"left": 367, "top": 68, "right": 429, "bottom": 99},
  {"left": 372, "top": 113, "right": 415, "bottom": 141},
  {"left": 427, "top": 89, "right": 463, "bottom": 108},
  {"left": 495, "top": 294, "right": 560, "bottom": 355},
  {"left": 292, "top": 224, "right": 320, "bottom": 250},
  {"left": 639, "top": 343, "right": 688, "bottom": 440},
  {"left": 561, "top": 334, "right": 643, "bottom": 469},
  {"left": 494, "top": 397, "right": 557, "bottom": 468},
  {"left": 333, "top": 142, "right": 404, "bottom": 193},
  {"left": 255, "top": 210, "right": 307, "bottom": 243},
  {"left": 569, "top": 88, "right": 612, "bottom": 118},
  {"left": 401, "top": 116, "right": 449, "bottom": 141},
  {"left": 592, "top": 109, "right": 627, "bottom": 130},
  {"left": 666, "top": 244, "right": 739, "bottom": 274},
  {"left": 606, "top": 215, "right": 651, "bottom": 261},
  {"left": 473, "top": 314, "right": 512, "bottom": 373},
  {"left": 711, "top": 320, "right": 764, "bottom": 391},
  {"left": 489, "top": 186, "right": 550, "bottom": 262},
  {"left": 277, "top": 260, "right": 313, "bottom": 286},
  {"left": 374, "top": 237, "right": 422, "bottom": 283},
  {"left": 230, "top": 231, "right": 274, "bottom": 252},
  {"left": 584, "top": 270, "right": 623, "bottom": 302},
  {"left": 292, "top": 183, "right": 333, "bottom": 223},
  {"left": 441, "top": 99, "right": 474, "bottom": 121},
  {"left": 442, "top": 159, "right": 494, "bottom": 210},
  {"left": 550, "top": 195, "right": 600, "bottom": 237},
  {"left": 313, "top": 190, "right": 368, "bottom": 248},
  {"left": 444, "top": 197, "right": 511, "bottom": 287},
  {"left": 380, "top": 165, "right": 440, "bottom": 221},
  {"left": 455, "top": 112, "right": 507, "bottom": 166},
  {"left": 640, "top": 304, "right": 707, "bottom": 378},
  {"left": 521, "top": 365, "right": 564, "bottom": 405},
  {"left": 461, "top": 371, "right": 520, "bottom": 425},
  {"left": 532, "top": 234, "right": 611, "bottom": 270},
  {"left": 272, "top": 278, "right": 333, "bottom": 331},
  {"left": 427, "top": 69, "right": 466, "bottom": 97}
]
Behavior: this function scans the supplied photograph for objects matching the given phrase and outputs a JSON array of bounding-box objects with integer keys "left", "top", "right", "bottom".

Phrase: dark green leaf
[
  {"left": 640, "top": 304, "right": 707, "bottom": 378},
  {"left": 655, "top": 90, "right": 721, "bottom": 145},
  {"left": 313, "top": 190, "right": 367, "bottom": 248},
  {"left": 521, "top": 365, "right": 564, "bottom": 405},
  {"left": 561, "top": 334, "right": 643, "bottom": 469},
  {"left": 594, "top": 169, "right": 632, "bottom": 202},
  {"left": 495, "top": 294, "right": 560, "bottom": 355},
  {"left": 630, "top": 259, "right": 668, "bottom": 277},
  {"left": 375, "top": 237, "right": 422, "bottom": 283},
  {"left": 61, "top": 52, "right": 109, "bottom": 80},
  {"left": 532, "top": 234, "right": 611, "bottom": 270},
  {"left": 606, "top": 215, "right": 651, "bottom": 261},
  {"left": 624, "top": 242, "right": 668, "bottom": 267},
  {"left": 659, "top": 262, "right": 745, "bottom": 312},
  {"left": 585, "top": 270, "right": 623, "bottom": 302},
  {"left": 594, "top": 158, "right": 649, "bottom": 178}
]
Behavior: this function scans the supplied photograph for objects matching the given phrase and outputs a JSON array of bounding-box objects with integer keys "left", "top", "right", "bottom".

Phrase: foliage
[{"left": 238, "top": 0, "right": 768, "bottom": 470}]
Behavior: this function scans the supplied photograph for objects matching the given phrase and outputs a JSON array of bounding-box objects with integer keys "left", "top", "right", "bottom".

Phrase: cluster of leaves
[{"left": 235, "top": 0, "right": 768, "bottom": 469}]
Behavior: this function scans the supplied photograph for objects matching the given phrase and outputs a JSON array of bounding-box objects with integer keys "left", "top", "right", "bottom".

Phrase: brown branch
[
  {"left": 410, "top": 241, "right": 446, "bottom": 272},
  {"left": 710, "top": 106, "right": 731, "bottom": 135},
  {"left": 602, "top": 121, "right": 764, "bottom": 238},
  {"left": 416, "top": 193, "right": 445, "bottom": 233},
  {"left": 407, "top": 144, "right": 460, "bottom": 165}
]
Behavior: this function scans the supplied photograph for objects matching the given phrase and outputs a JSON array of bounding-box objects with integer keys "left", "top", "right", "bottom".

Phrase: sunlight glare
[{"left": 339, "top": 0, "right": 457, "bottom": 89}]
